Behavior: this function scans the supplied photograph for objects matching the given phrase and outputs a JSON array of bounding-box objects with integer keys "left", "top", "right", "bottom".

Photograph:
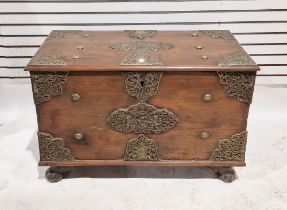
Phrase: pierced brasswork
[
  {"left": 123, "top": 72, "right": 162, "bottom": 102},
  {"left": 107, "top": 103, "right": 179, "bottom": 134},
  {"left": 124, "top": 134, "right": 160, "bottom": 161},
  {"left": 121, "top": 50, "right": 163, "bottom": 65},
  {"left": 217, "top": 71, "right": 256, "bottom": 104},
  {"left": 124, "top": 30, "right": 157, "bottom": 39},
  {"left": 200, "top": 30, "right": 235, "bottom": 40},
  {"left": 109, "top": 41, "right": 174, "bottom": 65},
  {"left": 47, "top": 30, "right": 82, "bottom": 40},
  {"left": 28, "top": 54, "right": 66, "bottom": 66},
  {"left": 38, "top": 131, "right": 75, "bottom": 161},
  {"left": 210, "top": 131, "right": 247, "bottom": 161},
  {"left": 31, "top": 71, "right": 69, "bottom": 105},
  {"left": 218, "top": 52, "right": 256, "bottom": 67}
]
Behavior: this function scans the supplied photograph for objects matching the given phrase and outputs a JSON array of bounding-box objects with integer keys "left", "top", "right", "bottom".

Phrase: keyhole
[{"left": 140, "top": 81, "right": 145, "bottom": 87}]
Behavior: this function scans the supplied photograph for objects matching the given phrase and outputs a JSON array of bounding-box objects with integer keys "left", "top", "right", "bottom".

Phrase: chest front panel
[{"left": 33, "top": 71, "right": 252, "bottom": 164}]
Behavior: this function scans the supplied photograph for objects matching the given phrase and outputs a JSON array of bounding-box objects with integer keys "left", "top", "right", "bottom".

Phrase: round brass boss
[
  {"left": 203, "top": 93, "right": 213, "bottom": 102},
  {"left": 196, "top": 46, "right": 203, "bottom": 50},
  {"left": 71, "top": 93, "right": 81, "bottom": 101},
  {"left": 73, "top": 55, "right": 80, "bottom": 59},
  {"left": 192, "top": 33, "right": 199, "bottom": 37},
  {"left": 201, "top": 131, "right": 210, "bottom": 139},
  {"left": 201, "top": 55, "right": 208, "bottom": 60},
  {"left": 74, "top": 133, "right": 84, "bottom": 141}
]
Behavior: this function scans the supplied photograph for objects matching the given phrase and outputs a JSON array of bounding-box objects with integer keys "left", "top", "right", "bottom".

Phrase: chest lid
[{"left": 25, "top": 30, "right": 259, "bottom": 72}]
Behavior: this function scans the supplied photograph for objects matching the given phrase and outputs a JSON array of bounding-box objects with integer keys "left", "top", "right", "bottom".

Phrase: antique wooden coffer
[{"left": 25, "top": 30, "right": 259, "bottom": 183}]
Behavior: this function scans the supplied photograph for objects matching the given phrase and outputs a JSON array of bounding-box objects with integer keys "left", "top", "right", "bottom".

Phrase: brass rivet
[
  {"left": 201, "top": 131, "right": 210, "bottom": 139},
  {"left": 73, "top": 55, "right": 80, "bottom": 59},
  {"left": 76, "top": 46, "right": 84, "bottom": 50},
  {"left": 212, "top": 35, "right": 219, "bottom": 38},
  {"left": 192, "top": 33, "right": 199, "bottom": 37},
  {"left": 74, "top": 133, "right": 84, "bottom": 141},
  {"left": 196, "top": 46, "right": 203, "bottom": 50},
  {"left": 201, "top": 55, "right": 208, "bottom": 60},
  {"left": 71, "top": 93, "right": 81, "bottom": 101},
  {"left": 203, "top": 93, "right": 213, "bottom": 102}
]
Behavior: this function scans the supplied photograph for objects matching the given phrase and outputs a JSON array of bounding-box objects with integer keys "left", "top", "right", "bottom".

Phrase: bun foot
[
  {"left": 210, "top": 167, "right": 236, "bottom": 183},
  {"left": 45, "top": 167, "right": 74, "bottom": 183}
]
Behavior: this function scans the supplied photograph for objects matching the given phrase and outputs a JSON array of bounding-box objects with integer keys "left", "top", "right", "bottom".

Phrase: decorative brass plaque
[
  {"left": 38, "top": 131, "right": 75, "bottom": 161},
  {"left": 124, "top": 30, "right": 157, "bottom": 39},
  {"left": 217, "top": 71, "right": 256, "bottom": 104},
  {"left": 124, "top": 134, "right": 160, "bottom": 161},
  {"left": 218, "top": 52, "right": 256, "bottom": 67},
  {"left": 123, "top": 72, "right": 162, "bottom": 102},
  {"left": 31, "top": 71, "right": 69, "bottom": 105},
  {"left": 107, "top": 103, "right": 179, "bottom": 134},
  {"left": 28, "top": 54, "right": 66, "bottom": 66},
  {"left": 109, "top": 40, "right": 174, "bottom": 65},
  {"left": 210, "top": 131, "right": 247, "bottom": 161},
  {"left": 200, "top": 30, "right": 235, "bottom": 40},
  {"left": 47, "top": 30, "right": 82, "bottom": 40}
]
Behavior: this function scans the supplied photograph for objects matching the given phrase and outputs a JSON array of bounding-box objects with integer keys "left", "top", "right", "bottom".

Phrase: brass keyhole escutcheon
[{"left": 140, "top": 80, "right": 145, "bottom": 87}]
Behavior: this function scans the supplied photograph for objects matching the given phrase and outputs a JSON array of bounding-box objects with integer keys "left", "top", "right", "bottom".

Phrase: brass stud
[
  {"left": 76, "top": 46, "right": 84, "bottom": 50},
  {"left": 192, "top": 33, "right": 199, "bottom": 37},
  {"left": 74, "top": 133, "right": 84, "bottom": 141},
  {"left": 212, "top": 35, "right": 219, "bottom": 38},
  {"left": 84, "top": 34, "right": 89, "bottom": 37},
  {"left": 203, "top": 93, "right": 213, "bottom": 102},
  {"left": 73, "top": 55, "right": 80, "bottom": 59},
  {"left": 196, "top": 46, "right": 203, "bottom": 50},
  {"left": 201, "top": 131, "right": 210, "bottom": 139},
  {"left": 201, "top": 55, "right": 208, "bottom": 60},
  {"left": 71, "top": 93, "right": 81, "bottom": 101}
]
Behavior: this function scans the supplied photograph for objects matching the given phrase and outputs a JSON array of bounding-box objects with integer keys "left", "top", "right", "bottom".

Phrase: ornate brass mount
[
  {"left": 124, "top": 30, "right": 157, "bottom": 39},
  {"left": 124, "top": 134, "right": 160, "bottom": 161},
  {"left": 123, "top": 71, "right": 162, "bottom": 102},
  {"left": 107, "top": 102, "right": 179, "bottom": 134},
  {"left": 30, "top": 71, "right": 69, "bottom": 105},
  {"left": 210, "top": 131, "right": 247, "bottom": 161},
  {"left": 200, "top": 30, "right": 235, "bottom": 40},
  {"left": 217, "top": 71, "right": 256, "bottom": 104},
  {"left": 218, "top": 52, "right": 256, "bottom": 67},
  {"left": 47, "top": 30, "right": 86, "bottom": 40},
  {"left": 109, "top": 30, "right": 174, "bottom": 65},
  {"left": 38, "top": 131, "right": 75, "bottom": 161},
  {"left": 107, "top": 72, "right": 179, "bottom": 161},
  {"left": 28, "top": 54, "right": 66, "bottom": 66}
]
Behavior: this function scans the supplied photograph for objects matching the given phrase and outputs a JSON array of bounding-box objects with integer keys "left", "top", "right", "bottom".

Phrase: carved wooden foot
[
  {"left": 210, "top": 167, "right": 236, "bottom": 183},
  {"left": 45, "top": 166, "right": 74, "bottom": 183}
]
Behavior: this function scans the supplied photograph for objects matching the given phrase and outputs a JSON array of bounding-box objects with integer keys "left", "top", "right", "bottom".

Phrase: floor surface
[{"left": 0, "top": 83, "right": 286, "bottom": 210}]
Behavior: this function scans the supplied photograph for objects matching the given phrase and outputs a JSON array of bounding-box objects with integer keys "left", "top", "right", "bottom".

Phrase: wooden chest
[{"left": 25, "top": 30, "right": 259, "bottom": 182}]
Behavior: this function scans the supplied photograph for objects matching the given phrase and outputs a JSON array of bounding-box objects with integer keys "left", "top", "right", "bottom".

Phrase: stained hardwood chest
[{"left": 25, "top": 30, "right": 259, "bottom": 182}]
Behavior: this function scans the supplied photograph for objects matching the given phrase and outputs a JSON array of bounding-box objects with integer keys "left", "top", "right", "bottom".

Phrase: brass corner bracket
[
  {"left": 38, "top": 131, "right": 75, "bottom": 161},
  {"left": 30, "top": 71, "right": 69, "bottom": 105},
  {"left": 200, "top": 30, "right": 235, "bottom": 40},
  {"left": 210, "top": 131, "right": 247, "bottom": 161},
  {"left": 217, "top": 71, "right": 256, "bottom": 104},
  {"left": 28, "top": 54, "right": 66, "bottom": 66}
]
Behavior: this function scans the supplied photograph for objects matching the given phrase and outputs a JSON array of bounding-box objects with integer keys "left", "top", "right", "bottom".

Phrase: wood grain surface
[
  {"left": 25, "top": 31, "right": 259, "bottom": 72},
  {"left": 36, "top": 71, "right": 250, "bottom": 166}
]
